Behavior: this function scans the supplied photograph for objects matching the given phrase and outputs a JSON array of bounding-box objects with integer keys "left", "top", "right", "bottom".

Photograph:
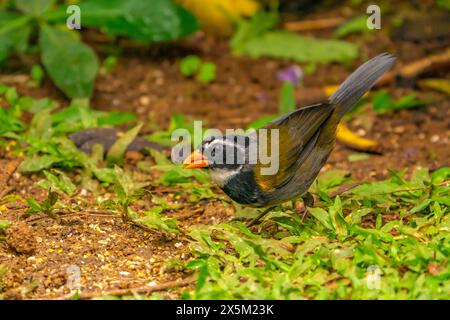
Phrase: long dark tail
[{"left": 329, "top": 52, "right": 396, "bottom": 118}]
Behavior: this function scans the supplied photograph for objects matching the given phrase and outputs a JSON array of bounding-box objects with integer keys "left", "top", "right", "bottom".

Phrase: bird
[{"left": 183, "top": 53, "right": 396, "bottom": 226}]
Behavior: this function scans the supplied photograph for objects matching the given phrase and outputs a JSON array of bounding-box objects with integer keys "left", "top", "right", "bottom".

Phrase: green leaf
[
  {"left": 30, "top": 64, "right": 45, "bottom": 87},
  {"left": 26, "top": 198, "right": 43, "bottom": 214},
  {"left": 158, "top": 165, "right": 209, "bottom": 185},
  {"left": 19, "top": 155, "right": 60, "bottom": 172},
  {"left": 437, "top": 0, "right": 450, "bottom": 11},
  {"left": 39, "top": 24, "right": 99, "bottom": 98},
  {"left": 410, "top": 199, "right": 432, "bottom": 214},
  {"left": 0, "top": 220, "right": 11, "bottom": 230},
  {"left": 334, "top": 15, "right": 369, "bottom": 38},
  {"left": 51, "top": 104, "right": 135, "bottom": 133},
  {"left": 0, "top": 13, "right": 31, "bottom": 62},
  {"left": 431, "top": 167, "right": 450, "bottom": 184},
  {"left": 330, "top": 196, "right": 348, "bottom": 237},
  {"left": 235, "top": 31, "right": 359, "bottom": 64},
  {"left": 308, "top": 207, "right": 333, "bottom": 230},
  {"left": 196, "top": 62, "right": 216, "bottom": 84},
  {"left": 137, "top": 208, "right": 179, "bottom": 234},
  {"left": 101, "top": 55, "right": 118, "bottom": 73},
  {"left": 279, "top": 81, "right": 296, "bottom": 115},
  {"left": 348, "top": 153, "right": 370, "bottom": 162},
  {"left": 43, "top": 170, "right": 76, "bottom": 195},
  {"left": 149, "top": 149, "right": 172, "bottom": 166},
  {"left": 98, "top": 111, "right": 136, "bottom": 126},
  {"left": 231, "top": 11, "right": 279, "bottom": 53},
  {"left": 45, "top": 0, "right": 199, "bottom": 43},
  {"left": 15, "top": 0, "right": 53, "bottom": 15},
  {"left": 0, "top": 105, "right": 25, "bottom": 135},
  {"left": 312, "top": 169, "right": 351, "bottom": 193},
  {"left": 372, "top": 91, "right": 425, "bottom": 114},
  {"left": 180, "top": 55, "right": 201, "bottom": 77},
  {"left": 106, "top": 124, "right": 143, "bottom": 165},
  {"left": 44, "top": 190, "right": 58, "bottom": 208}
]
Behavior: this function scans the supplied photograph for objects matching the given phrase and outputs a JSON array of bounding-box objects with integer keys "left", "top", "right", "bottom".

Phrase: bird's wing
[{"left": 253, "top": 102, "right": 334, "bottom": 192}]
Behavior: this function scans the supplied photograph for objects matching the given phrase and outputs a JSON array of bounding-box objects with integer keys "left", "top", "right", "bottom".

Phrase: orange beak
[{"left": 183, "top": 150, "right": 209, "bottom": 169}]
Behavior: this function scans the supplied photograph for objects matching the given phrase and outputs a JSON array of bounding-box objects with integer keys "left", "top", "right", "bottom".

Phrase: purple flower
[
  {"left": 276, "top": 65, "right": 303, "bottom": 85},
  {"left": 404, "top": 148, "right": 416, "bottom": 158}
]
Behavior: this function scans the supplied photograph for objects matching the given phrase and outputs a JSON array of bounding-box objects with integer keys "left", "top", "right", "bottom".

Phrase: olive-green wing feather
[{"left": 253, "top": 102, "right": 334, "bottom": 192}]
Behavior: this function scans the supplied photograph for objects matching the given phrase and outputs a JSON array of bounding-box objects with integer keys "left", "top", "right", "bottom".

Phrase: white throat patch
[{"left": 209, "top": 167, "right": 241, "bottom": 186}]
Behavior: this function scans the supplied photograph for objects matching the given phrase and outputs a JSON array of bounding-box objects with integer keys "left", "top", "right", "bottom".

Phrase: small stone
[
  {"left": 139, "top": 95, "right": 150, "bottom": 106},
  {"left": 357, "top": 128, "right": 366, "bottom": 136},
  {"left": 174, "top": 242, "right": 183, "bottom": 248},
  {"left": 431, "top": 135, "right": 440, "bottom": 143},
  {"left": 6, "top": 222, "right": 37, "bottom": 255},
  {"left": 393, "top": 126, "right": 405, "bottom": 133}
]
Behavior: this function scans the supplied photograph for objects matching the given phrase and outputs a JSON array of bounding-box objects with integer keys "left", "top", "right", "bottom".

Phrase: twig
[
  {"left": 0, "top": 74, "right": 29, "bottom": 84},
  {"left": 246, "top": 206, "right": 276, "bottom": 228},
  {"left": 329, "top": 183, "right": 361, "bottom": 198},
  {"left": 172, "top": 208, "right": 204, "bottom": 221},
  {"left": 53, "top": 277, "right": 196, "bottom": 300},
  {"left": 0, "top": 186, "right": 14, "bottom": 201},
  {"left": 371, "top": 180, "right": 449, "bottom": 196},
  {"left": 377, "top": 47, "right": 450, "bottom": 86},
  {"left": 283, "top": 17, "right": 345, "bottom": 32}
]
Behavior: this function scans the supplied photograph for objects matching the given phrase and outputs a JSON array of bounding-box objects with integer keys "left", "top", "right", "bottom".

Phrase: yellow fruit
[
  {"left": 337, "top": 122, "right": 378, "bottom": 150},
  {"left": 177, "top": 0, "right": 260, "bottom": 36}
]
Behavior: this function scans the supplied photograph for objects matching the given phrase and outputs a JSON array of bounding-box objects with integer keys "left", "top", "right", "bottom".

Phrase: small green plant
[
  {"left": 25, "top": 189, "right": 59, "bottom": 218},
  {"left": 0, "top": 220, "right": 11, "bottom": 241},
  {"left": 0, "top": 86, "right": 136, "bottom": 183},
  {"left": 112, "top": 166, "right": 180, "bottom": 234},
  {"left": 180, "top": 55, "right": 201, "bottom": 77},
  {"left": 179, "top": 55, "right": 216, "bottom": 84},
  {"left": 0, "top": 0, "right": 199, "bottom": 99},
  {"left": 148, "top": 113, "right": 201, "bottom": 146},
  {"left": 196, "top": 62, "right": 217, "bottom": 84},
  {"left": 37, "top": 170, "right": 76, "bottom": 195},
  {"left": 29, "top": 64, "right": 45, "bottom": 87},
  {"left": 0, "top": 220, "right": 10, "bottom": 230},
  {"left": 100, "top": 55, "right": 118, "bottom": 74},
  {"left": 138, "top": 200, "right": 180, "bottom": 234},
  {"left": 334, "top": 15, "right": 370, "bottom": 38},
  {"left": 372, "top": 90, "right": 425, "bottom": 113}
]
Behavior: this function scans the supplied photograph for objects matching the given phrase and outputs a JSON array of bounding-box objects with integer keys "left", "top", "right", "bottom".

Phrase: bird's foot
[
  {"left": 300, "top": 192, "right": 314, "bottom": 222},
  {"left": 246, "top": 206, "right": 276, "bottom": 228}
]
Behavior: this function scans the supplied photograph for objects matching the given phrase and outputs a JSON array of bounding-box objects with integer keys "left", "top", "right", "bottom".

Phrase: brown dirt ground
[{"left": 0, "top": 2, "right": 449, "bottom": 299}]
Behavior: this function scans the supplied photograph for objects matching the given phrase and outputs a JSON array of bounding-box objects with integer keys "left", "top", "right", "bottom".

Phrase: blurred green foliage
[
  {"left": 180, "top": 55, "right": 217, "bottom": 84},
  {"left": 0, "top": 0, "right": 199, "bottom": 99},
  {"left": 372, "top": 91, "right": 425, "bottom": 114},
  {"left": 231, "top": 11, "right": 359, "bottom": 64}
]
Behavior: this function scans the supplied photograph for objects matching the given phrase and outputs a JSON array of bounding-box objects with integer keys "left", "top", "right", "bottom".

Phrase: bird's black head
[{"left": 183, "top": 134, "right": 256, "bottom": 185}]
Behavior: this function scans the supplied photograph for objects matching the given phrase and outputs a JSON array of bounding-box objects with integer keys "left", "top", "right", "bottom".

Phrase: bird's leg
[
  {"left": 301, "top": 192, "right": 314, "bottom": 221},
  {"left": 246, "top": 206, "right": 276, "bottom": 227}
]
